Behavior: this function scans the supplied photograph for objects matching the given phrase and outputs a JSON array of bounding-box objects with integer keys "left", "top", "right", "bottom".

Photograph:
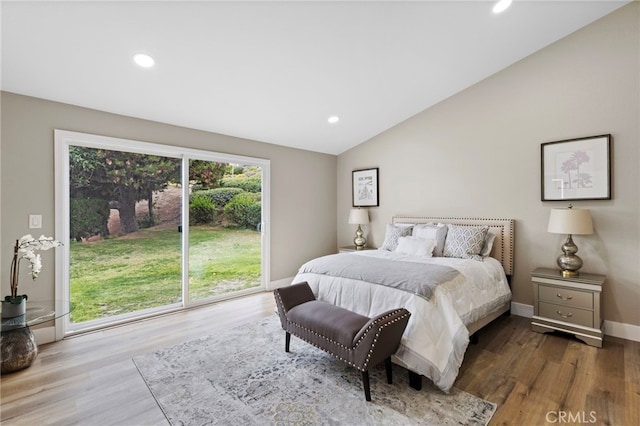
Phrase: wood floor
[{"left": 1, "top": 292, "right": 638, "bottom": 425}]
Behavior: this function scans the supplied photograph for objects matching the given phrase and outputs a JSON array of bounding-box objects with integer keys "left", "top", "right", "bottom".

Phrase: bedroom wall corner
[{"left": 336, "top": 3, "right": 639, "bottom": 328}]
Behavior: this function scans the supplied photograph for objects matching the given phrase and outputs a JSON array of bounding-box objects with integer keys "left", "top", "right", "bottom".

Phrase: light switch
[{"left": 29, "top": 214, "right": 42, "bottom": 229}]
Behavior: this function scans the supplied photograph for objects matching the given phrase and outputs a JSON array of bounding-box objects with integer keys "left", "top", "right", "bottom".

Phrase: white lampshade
[
  {"left": 348, "top": 208, "right": 369, "bottom": 225},
  {"left": 548, "top": 207, "right": 593, "bottom": 235}
]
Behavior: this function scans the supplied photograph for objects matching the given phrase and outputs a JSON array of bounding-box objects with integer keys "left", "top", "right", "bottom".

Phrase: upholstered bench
[{"left": 273, "top": 282, "right": 411, "bottom": 401}]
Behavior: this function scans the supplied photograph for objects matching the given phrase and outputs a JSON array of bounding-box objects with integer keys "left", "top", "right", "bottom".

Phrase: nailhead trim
[
  {"left": 285, "top": 309, "right": 410, "bottom": 371},
  {"left": 392, "top": 216, "right": 514, "bottom": 277}
]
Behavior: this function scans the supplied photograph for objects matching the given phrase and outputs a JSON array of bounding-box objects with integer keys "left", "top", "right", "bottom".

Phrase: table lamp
[
  {"left": 547, "top": 204, "right": 593, "bottom": 277},
  {"left": 348, "top": 209, "right": 369, "bottom": 250}
]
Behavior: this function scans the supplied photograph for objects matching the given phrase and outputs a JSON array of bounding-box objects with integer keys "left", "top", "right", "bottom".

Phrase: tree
[
  {"left": 189, "top": 160, "right": 227, "bottom": 189},
  {"left": 69, "top": 146, "right": 181, "bottom": 234},
  {"left": 69, "top": 145, "right": 111, "bottom": 200}
]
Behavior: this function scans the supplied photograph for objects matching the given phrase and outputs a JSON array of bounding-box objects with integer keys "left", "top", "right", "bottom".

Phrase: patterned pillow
[
  {"left": 412, "top": 224, "right": 448, "bottom": 257},
  {"left": 380, "top": 224, "right": 413, "bottom": 251},
  {"left": 443, "top": 225, "right": 488, "bottom": 260}
]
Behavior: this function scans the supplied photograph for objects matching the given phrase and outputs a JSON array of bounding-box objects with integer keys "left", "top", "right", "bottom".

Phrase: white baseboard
[
  {"left": 266, "top": 276, "right": 294, "bottom": 291},
  {"left": 510, "top": 302, "right": 534, "bottom": 318},
  {"left": 604, "top": 320, "right": 640, "bottom": 342},
  {"left": 33, "top": 326, "right": 56, "bottom": 345},
  {"left": 510, "top": 302, "right": 640, "bottom": 343}
]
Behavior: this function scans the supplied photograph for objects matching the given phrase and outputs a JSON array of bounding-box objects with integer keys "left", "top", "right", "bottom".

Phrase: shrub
[
  {"left": 189, "top": 192, "right": 216, "bottom": 224},
  {"left": 190, "top": 188, "right": 212, "bottom": 202},
  {"left": 70, "top": 198, "right": 110, "bottom": 241},
  {"left": 219, "top": 176, "right": 261, "bottom": 193},
  {"left": 137, "top": 213, "right": 159, "bottom": 229},
  {"left": 247, "top": 202, "right": 262, "bottom": 230},
  {"left": 209, "top": 187, "right": 245, "bottom": 207},
  {"left": 190, "top": 183, "right": 205, "bottom": 192},
  {"left": 224, "top": 193, "right": 261, "bottom": 228}
]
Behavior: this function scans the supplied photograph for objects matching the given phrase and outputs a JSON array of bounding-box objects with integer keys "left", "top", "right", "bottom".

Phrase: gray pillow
[
  {"left": 380, "top": 224, "right": 413, "bottom": 251},
  {"left": 443, "top": 225, "right": 488, "bottom": 260},
  {"left": 481, "top": 232, "right": 497, "bottom": 257}
]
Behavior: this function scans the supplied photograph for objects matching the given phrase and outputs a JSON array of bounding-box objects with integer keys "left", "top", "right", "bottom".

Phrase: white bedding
[{"left": 291, "top": 250, "right": 512, "bottom": 392}]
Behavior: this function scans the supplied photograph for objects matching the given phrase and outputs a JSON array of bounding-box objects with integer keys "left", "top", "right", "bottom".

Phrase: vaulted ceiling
[{"left": 1, "top": 1, "right": 629, "bottom": 154}]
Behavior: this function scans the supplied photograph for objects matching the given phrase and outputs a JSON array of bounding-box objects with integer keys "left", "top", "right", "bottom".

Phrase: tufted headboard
[{"left": 392, "top": 216, "right": 515, "bottom": 280}]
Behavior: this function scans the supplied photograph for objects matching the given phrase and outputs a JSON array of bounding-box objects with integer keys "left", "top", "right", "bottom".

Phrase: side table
[
  {"left": 530, "top": 268, "right": 604, "bottom": 348},
  {"left": 1, "top": 300, "right": 72, "bottom": 374},
  {"left": 338, "top": 246, "right": 377, "bottom": 253}
]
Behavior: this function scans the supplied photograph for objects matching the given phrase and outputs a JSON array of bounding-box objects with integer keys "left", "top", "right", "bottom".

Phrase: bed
[{"left": 291, "top": 216, "right": 515, "bottom": 393}]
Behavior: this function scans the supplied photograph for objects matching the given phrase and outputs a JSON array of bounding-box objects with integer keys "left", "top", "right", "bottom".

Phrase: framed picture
[
  {"left": 352, "top": 168, "right": 379, "bottom": 207},
  {"left": 541, "top": 134, "right": 611, "bottom": 201}
]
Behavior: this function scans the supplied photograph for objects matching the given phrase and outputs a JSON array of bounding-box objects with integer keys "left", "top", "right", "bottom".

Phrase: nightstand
[
  {"left": 531, "top": 267, "right": 604, "bottom": 348},
  {"left": 338, "top": 246, "right": 376, "bottom": 253}
]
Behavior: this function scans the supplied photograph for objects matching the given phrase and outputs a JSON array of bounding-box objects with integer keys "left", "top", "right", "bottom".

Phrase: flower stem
[{"left": 10, "top": 239, "right": 20, "bottom": 299}]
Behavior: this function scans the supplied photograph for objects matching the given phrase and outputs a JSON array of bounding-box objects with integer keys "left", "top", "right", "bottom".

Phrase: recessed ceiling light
[
  {"left": 133, "top": 53, "right": 155, "bottom": 68},
  {"left": 492, "top": 0, "right": 512, "bottom": 14},
  {"left": 327, "top": 116, "right": 340, "bottom": 124}
]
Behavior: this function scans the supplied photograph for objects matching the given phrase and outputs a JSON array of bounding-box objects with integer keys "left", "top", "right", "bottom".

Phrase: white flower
[
  {"left": 18, "top": 234, "right": 35, "bottom": 247},
  {"left": 9, "top": 234, "right": 62, "bottom": 299},
  {"left": 16, "top": 234, "right": 62, "bottom": 280},
  {"left": 28, "top": 253, "right": 42, "bottom": 279}
]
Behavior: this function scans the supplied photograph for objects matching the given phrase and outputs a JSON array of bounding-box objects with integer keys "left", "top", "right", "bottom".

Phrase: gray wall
[
  {"left": 337, "top": 4, "right": 639, "bottom": 326},
  {"left": 1, "top": 92, "right": 337, "bottom": 301}
]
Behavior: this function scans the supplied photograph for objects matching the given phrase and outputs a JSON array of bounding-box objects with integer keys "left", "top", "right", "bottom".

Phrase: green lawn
[{"left": 69, "top": 226, "right": 261, "bottom": 323}]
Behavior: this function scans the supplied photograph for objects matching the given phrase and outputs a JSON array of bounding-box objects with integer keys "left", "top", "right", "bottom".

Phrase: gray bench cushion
[
  {"left": 287, "top": 300, "right": 369, "bottom": 348},
  {"left": 288, "top": 300, "right": 369, "bottom": 347}
]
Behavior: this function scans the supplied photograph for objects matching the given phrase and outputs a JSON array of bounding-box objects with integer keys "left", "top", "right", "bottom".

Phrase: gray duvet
[{"left": 298, "top": 253, "right": 460, "bottom": 301}]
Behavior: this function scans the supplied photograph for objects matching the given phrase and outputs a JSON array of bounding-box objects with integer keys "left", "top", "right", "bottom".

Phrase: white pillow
[
  {"left": 380, "top": 224, "right": 413, "bottom": 251},
  {"left": 412, "top": 224, "right": 448, "bottom": 257},
  {"left": 395, "top": 236, "right": 437, "bottom": 257}
]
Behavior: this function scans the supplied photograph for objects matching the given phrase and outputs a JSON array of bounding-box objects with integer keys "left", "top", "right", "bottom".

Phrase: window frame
[{"left": 54, "top": 130, "right": 270, "bottom": 337}]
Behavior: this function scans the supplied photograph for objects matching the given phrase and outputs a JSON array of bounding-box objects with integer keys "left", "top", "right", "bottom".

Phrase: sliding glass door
[
  {"left": 188, "top": 160, "right": 263, "bottom": 302},
  {"left": 55, "top": 130, "right": 269, "bottom": 334},
  {"left": 67, "top": 146, "right": 183, "bottom": 325}
]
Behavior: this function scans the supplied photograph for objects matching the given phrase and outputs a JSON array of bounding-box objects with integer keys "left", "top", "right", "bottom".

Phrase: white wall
[
  {"left": 1, "top": 92, "right": 337, "bottom": 302},
  {"left": 337, "top": 4, "right": 639, "bottom": 326}
]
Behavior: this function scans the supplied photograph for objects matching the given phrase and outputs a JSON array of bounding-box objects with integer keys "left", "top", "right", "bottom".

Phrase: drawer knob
[
  {"left": 556, "top": 293, "right": 573, "bottom": 301},
  {"left": 556, "top": 310, "right": 573, "bottom": 319}
]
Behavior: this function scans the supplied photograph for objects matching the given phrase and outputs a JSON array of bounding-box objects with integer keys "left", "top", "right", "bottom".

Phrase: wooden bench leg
[
  {"left": 385, "top": 357, "right": 393, "bottom": 384},
  {"left": 362, "top": 370, "right": 371, "bottom": 401},
  {"left": 408, "top": 370, "right": 422, "bottom": 390},
  {"left": 285, "top": 332, "right": 291, "bottom": 352}
]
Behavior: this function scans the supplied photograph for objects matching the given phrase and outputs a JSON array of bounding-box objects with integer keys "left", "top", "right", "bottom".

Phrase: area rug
[{"left": 133, "top": 315, "right": 496, "bottom": 425}]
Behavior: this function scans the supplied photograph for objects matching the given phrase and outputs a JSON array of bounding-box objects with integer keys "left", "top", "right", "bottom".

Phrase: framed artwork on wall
[
  {"left": 352, "top": 168, "right": 379, "bottom": 207},
  {"left": 541, "top": 134, "right": 611, "bottom": 201}
]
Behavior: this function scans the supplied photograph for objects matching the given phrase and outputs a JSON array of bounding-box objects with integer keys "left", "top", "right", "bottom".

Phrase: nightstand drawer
[
  {"left": 538, "top": 302, "right": 593, "bottom": 328},
  {"left": 538, "top": 284, "right": 593, "bottom": 309}
]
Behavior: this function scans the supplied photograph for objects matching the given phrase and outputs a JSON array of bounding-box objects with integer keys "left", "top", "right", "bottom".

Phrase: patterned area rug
[{"left": 133, "top": 315, "right": 496, "bottom": 425}]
